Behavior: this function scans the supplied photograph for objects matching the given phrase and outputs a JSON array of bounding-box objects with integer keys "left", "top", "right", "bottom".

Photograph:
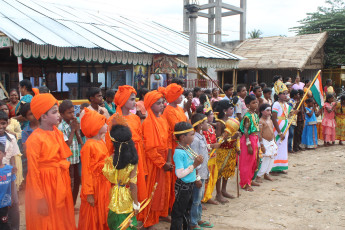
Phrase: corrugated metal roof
[{"left": 0, "top": 0, "right": 242, "bottom": 60}]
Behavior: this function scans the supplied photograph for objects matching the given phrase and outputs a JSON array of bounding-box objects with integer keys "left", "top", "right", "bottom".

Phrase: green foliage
[
  {"left": 248, "top": 29, "right": 263, "bottom": 39},
  {"left": 291, "top": 0, "right": 345, "bottom": 67}
]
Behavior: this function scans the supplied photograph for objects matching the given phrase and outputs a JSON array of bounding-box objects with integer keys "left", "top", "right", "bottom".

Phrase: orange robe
[
  {"left": 106, "top": 112, "right": 148, "bottom": 203},
  {"left": 141, "top": 113, "right": 170, "bottom": 227},
  {"left": 78, "top": 139, "right": 111, "bottom": 230},
  {"left": 25, "top": 127, "right": 76, "bottom": 230},
  {"left": 162, "top": 104, "right": 188, "bottom": 209}
]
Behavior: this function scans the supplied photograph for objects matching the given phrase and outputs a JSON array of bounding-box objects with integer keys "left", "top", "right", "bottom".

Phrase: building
[
  {"left": 0, "top": 0, "right": 242, "bottom": 99},
  {"left": 217, "top": 32, "right": 328, "bottom": 89}
]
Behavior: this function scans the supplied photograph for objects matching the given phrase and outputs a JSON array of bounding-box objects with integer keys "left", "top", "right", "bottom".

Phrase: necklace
[
  {"left": 249, "top": 111, "right": 259, "bottom": 130},
  {"left": 178, "top": 143, "right": 198, "bottom": 160},
  {"left": 279, "top": 102, "right": 288, "bottom": 119}
]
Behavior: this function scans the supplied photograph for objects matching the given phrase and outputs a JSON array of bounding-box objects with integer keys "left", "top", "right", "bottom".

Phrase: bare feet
[
  {"left": 251, "top": 181, "right": 261, "bottom": 186},
  {"left": 202, "top": 205, "right": 207, "bottom": 210},
  {"left": 206, "top": 199, "right": 219, "bottom": 205},
  {"left": 256, "top": 176, "right": 263, "bottom": 183},
  {"left": 270, "top": 172, "right": 279, "bottom": 176},
  {"left": 159, "top": 216, "right": 171, "bottom": 223},
  {"left": 216, "top": 194, "right": 229, "bottom": 204},
  {"left": 222, "top": 191, "right": 235, "bottom": 199},
  {"left": 243, "top": 184, "right": 254, "bottom": 192},
  {"left": 264, "top": 173, "right": 274, "bottom": 181}
]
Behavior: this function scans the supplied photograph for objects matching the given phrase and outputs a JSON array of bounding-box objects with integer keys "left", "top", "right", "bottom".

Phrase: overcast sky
[{"left": 44, "top": 0, "right": 327, "bottom": 41}]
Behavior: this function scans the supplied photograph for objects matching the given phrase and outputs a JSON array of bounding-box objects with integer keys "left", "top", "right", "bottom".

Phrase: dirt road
[{"left": 19, "top": 144, "right": 345, "bottom": 229}]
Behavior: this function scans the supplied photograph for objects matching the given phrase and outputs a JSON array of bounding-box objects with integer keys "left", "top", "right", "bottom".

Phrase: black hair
[
  {"left": 214, "top": 100, "right": 232, "bottom": 119},
  {"left": 87, "top": 87, "right": 101, "bottom": 102},
  {"left": 59, "top": 100, "right": 74, "bottom": 114},
  {"left": 199, "top": 94, "right": 207, "bottom": 105},
  {"left": 298, "top": 89, "right": 304, "bottom": 97},
  {"left": 290, "top": 89, "right": 299, "bottom": 99},
  {"left": 19, "top": 79, "right": 33, "bottom": 93},
  {"left": 259, "top": 103, "right": 271, "bottom": 117},
  {"left": 223, "top": 84, "right": 233, "bottom": 92},
  {"left": 171, "top": 78, "right": 185, "bottom": 86},
  {"left": 284, "top": 77, "right": 291, "bottom": 82},
  {"left": 183, "top": 90, "right": 192, "bottom": 98},
  {"left": 0, "top": 142, "right": 5, "bottom": 154},
  {"left": 174, "top": 122, "right": 193, "bottom": 140},
  {"left": 19, "top": 103, "right": 31, "bottom": 117},
  {"left": 204, "top": 89, "right": 211, "bottom": 95},
  {"left": 193, "top": 87, "right": 201, "bottom": 97},
  {"left": 340, "top": 95, "right": 345, "bottom": 113},
  {"left": 0, "top": 110, "right": 8, "bottom": 121},
  {"left": 138, "top": 88, "right": 148, "bottom": 101},
  {"left": 273, "top": 75, "right": 282, "bottom": 83},
  {"left": 304, "top": 79, "right": 310, "bottom": 84},
  {"left": 80, "top": 103, "right": 89, "bottom": 110},
  {"left": 259, "top": 83, "right": 267, "bottom": 89},
  {"left": 191, "top": 113, "right": 207, "bottom": 129},
  {"left": 305, "top": 98, "right": 314, "bottom": 104},
  {"left": 105, "top": 89, "right": 115, "bottom": 99},
  {"left": 325, "top": 79, "right": 332, "bottom": 85},
  {"left": 110, "top": 124, "right": 138, "bottom": 170},
  {"left": 253, "top": 86, "right": 262, "bottom": 93},
  {"left": 244, "top": 94, "right": 257, "bottom": 106},
  {"left": 212, "top": 88, "right": 219, "bottom": 93},
  {"left": 325, "top": 93, "right": 334, "bottom": 103},
  {"left": 237, "top": 85, "right": 246, "bottom": 93},
  {"left": 9, "top": 88, "right": 19, "bottom": 96},
  {"left": 232, "top": 95, "right": 239, "bottom": 105},
  {"left": 263, "top": 88, "right": 272, "bottom": 94},
  {"left": 38, "top": 86, "right": 50, "bottom": 93}
]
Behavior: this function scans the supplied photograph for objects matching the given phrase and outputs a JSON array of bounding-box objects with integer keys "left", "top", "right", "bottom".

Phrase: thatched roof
[{"left": 219, "top": 32, "right": 328, "bottom": 71}]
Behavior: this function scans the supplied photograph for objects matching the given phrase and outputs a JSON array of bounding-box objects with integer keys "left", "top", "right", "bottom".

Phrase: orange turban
[
  {"left": 30, "top": 93, "right": 58, "bottom": 120},
  {"left": 81, "top": 108, "right": 106, "bottom": 138},
  {"left": 32, "top": 88, "right": 39, "bottom": 96},
  {"left": 165, "top": 83, "right": 184, "bottom": 103},
  {"left": 114, "top": 85, "right": 137, "bottom": 109},
  {"left": 144, "top": 87, "right": 166, "bottom": 110}
]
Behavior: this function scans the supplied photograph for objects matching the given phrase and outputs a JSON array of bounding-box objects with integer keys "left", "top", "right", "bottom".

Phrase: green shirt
[{"left": 240, "top": 112, "right": 259, "bottom": 135}]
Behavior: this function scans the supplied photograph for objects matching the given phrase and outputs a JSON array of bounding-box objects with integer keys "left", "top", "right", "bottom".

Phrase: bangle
[
  {"left": 246, "top": 141, "right": 251, "bottom": 145},
  {"left": 278, "top": 132, "right": 282, "bottom": 135},
  {"left": 196, "top": 175, "right": 201, "bottom": 181}
]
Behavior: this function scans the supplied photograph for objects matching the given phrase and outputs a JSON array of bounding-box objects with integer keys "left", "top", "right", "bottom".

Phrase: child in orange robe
[
  {"left": 105, "top": 85, "right": 147, "bottom": 203},
  {"left": 25, "top": 93, "right": 76, "bottom": 230},
  {"left": 162, "top": 83, "right": 188, "bottom": 210},
  {"left": 78, "top": 108, "right": 111, "bottom": 230},
  {"left": 141, "top": 89, "right": 174, "bottom": 228}
]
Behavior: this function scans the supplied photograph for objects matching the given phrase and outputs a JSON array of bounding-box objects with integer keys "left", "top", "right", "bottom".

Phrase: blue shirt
[
  {"left": 173, "top": 148, "right": 196, "bottom": 183},
  {"left": 0, "top": 165, "right": 16, "bottom": 208},
  {"left": 22, "top": 125, "right": 34, "bottom": 144},
  {"left": 0, "top": 135, "right": 6, "bottom": 148}
]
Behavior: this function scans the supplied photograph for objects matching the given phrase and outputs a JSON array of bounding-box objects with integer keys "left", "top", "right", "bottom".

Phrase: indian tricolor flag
[{"left": 310, "top": 71, "right": 324, "bottom": 108}]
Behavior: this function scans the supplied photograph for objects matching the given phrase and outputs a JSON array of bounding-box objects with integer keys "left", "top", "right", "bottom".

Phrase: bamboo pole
[
  {"left": 282, "top": 70, "right": 322, "bottom": 138},
  {"left": 221, "top": 71, "right": 224, "bottom": 89}
]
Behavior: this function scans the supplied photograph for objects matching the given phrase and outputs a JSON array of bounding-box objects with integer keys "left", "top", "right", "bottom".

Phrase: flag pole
[{"left": 282, "top": 70, "right": 322, "bottom": 136}]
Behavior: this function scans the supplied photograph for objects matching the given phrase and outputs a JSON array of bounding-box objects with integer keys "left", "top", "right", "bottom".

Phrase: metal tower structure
[{"left": 183, "top": 0, "right": 247, "bottom": 46}]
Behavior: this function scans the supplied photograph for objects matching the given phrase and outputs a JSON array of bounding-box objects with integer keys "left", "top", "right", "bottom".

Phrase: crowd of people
[{"left": 0, "top": 76, "right": 344, "bottom": 230}]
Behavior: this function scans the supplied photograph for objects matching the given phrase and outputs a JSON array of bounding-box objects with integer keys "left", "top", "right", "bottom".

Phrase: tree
[
  {"left": 291, "top": 0, "right": 345, "bottom": 67},
  {"left": 248, "top": 29, "right": 263, "bottom": 39}
]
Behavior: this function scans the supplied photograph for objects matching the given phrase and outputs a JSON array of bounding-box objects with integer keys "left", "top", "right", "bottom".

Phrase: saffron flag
[{"left": 310, "top": 71, "right": 324, "bottom": 108}]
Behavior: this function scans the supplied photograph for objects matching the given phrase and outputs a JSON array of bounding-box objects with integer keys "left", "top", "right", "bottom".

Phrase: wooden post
[
  {"left": 234, "top": 70, "right": 238, "bottom": 89},
  {"left": 148, "top": 65, "right": 151, "bottom": 90},
  {"left": 256, "top": 70, "right": 259, "bottom": 83},
  {"left": 222, "top": 71, "right": 224, "bottom": 88},
  {"left": 297, "top": 70, "right": 300, "bottom": 78},
  {"left": 232, "top": 70, "right": 235, "bottom": 86},
  {"left": 104, "top": 65, "right": 108, "bottom": 90},
  {"left": 77, "top": 62, "right": 81, "bottom": 99},
  {"left": 60, "top": 63, "right": 63, "bottom": 99}
]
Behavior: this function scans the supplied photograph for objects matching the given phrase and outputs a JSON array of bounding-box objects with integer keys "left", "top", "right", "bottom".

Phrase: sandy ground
[{"left": 19, "top": 143, "right": 345, "bottom": 230}]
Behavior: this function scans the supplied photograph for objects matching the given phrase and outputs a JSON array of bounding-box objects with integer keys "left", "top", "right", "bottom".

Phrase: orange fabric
[
  {"left": 81, "top": 108, "right": 106, "bottom": 138},
  {"left": 25, "top": 127, "right": 76, "bottom": 230},
  {"left": 136, "top": 101, "right": 146, "bottom": 115},
  {"left": 114, "top": 85, "right": 137, "bottom": 112},
  {"left": 162, "top": 104, "right": 188, "bottom": 209},
  {"left": 165, "top": 83, "right": 184, "bottom": 103},
  {"left": 30, "top": 93, "right": 58, "bottom": 120},
  {"left": 78, "top": 139, "right": 111, "bottom": 230},
  {"left": 106, "top": 112, "right": 148, "bottom": 203},
  {"left": 32, "top": 88, "right": 39, "bottom": 96},
  {"left": 140, "top": 90, "right": 171, "bottom": 227}
]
